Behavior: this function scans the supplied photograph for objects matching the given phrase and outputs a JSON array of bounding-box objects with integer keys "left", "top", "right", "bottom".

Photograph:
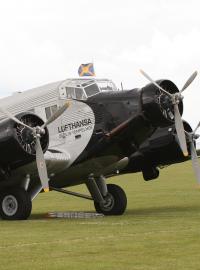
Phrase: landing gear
[
  {"left": 86, "top": 174, "right": 127, "bottom": 215},
  {"left": 94, "top": 184, "right": 127, "bottom": 215},
  {"left": 49, "top": 175, "right": 127, "bottom": 216},
  {"left": 0, "top": 188, "right": 32, "bottom": 220}
]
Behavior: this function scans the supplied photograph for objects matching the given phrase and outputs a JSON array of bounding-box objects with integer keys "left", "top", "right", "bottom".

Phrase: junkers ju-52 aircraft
[{"left": 0, "top": 70, "right": 199, "bottom": 220}]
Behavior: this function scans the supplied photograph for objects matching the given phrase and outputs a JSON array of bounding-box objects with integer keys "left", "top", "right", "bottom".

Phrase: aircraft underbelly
[{"left": 49, "top": 155, "right": 121, "bottom": 187}]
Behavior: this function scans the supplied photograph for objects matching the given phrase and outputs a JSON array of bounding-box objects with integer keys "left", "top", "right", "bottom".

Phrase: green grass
[{"left": 1, "top": 161, "right": 200, "bottom": 270}]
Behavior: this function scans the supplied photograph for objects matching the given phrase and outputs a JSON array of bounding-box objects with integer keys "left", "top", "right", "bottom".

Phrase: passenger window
[{"left": 45, "top": 105, "right": 58, "bottom": 120}]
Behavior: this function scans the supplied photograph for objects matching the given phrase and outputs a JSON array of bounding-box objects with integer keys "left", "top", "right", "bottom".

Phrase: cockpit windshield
[
  {"left": 84, "top": 83, "right": 99, "bottom": 97},
  {"left": 61, "top": 78, "right": 118, "bottom": 101}
]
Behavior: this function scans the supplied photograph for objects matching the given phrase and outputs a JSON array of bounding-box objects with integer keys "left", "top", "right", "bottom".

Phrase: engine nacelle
[
  {"left": 122, "top": 121, "right": 192, "bottom": 175},
  {"left": 0, "top": 112, "right": 49, "bottom": 169},
  {"left": 141, "top": 80, "right": 183, "bottom": 127}
]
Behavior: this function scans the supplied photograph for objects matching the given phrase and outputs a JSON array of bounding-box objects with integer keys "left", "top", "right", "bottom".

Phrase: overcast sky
[{"left": 0, "top": 0, "right": 200, "bottom": 130}]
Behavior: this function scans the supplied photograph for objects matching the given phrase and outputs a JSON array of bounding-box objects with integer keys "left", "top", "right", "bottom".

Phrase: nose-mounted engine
[
  {"left": 140, "top": 70, "right": 198, "bottom": 158},
  {"left": 0, "top": 112, "right": 49, "bottom": 169},
  {"left": 124, "top": 69, "right": 200, "bottom": 185},
  {"left": 141, "top": 79, "right": 183, "bottom": 127}
]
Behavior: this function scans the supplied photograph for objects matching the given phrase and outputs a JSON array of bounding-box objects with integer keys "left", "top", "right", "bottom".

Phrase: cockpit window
[
  {"left": 66, "top": 87, "right": 75, "bottom": 99},
  {"left": 75, "top": 88, "right": 86, "bottom": 100},
  {"left": 84, "top": 83, "right": 99, "bottom": 97},
  {"left": 81, "top": 80, "right": 95, "bottom": 87},
  {"left": 65, "top": 87, "right": 87, "bottom": 100},
  {"left": 100, "top": 81, "right": 117, "bottom": 91},
  {"left": 62, "top": 79, "right": 117, "bottom": 100},
  {"left": 98, "top": 81, "right": 111, "bottom": 91}
]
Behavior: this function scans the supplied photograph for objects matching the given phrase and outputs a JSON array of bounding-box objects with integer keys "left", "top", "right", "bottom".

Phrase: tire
[
  {"left": 94, "top": 184, "right": 127, "bottom": 215},
  {"left": 0, "top": 188, "right": 32, "bottom": 220}
]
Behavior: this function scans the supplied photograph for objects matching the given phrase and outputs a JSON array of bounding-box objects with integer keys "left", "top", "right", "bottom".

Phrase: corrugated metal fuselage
[{"left": 0, "top": 78, "right": 181, "bottom": 196}]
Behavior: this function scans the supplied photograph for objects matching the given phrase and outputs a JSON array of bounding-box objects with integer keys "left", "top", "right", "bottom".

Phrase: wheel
[
  {"left": 0, "top": 188, "right": 32, "bottom": 220},
  {"left": 94, "top": 184, "right": 127, "bottom": 215}
]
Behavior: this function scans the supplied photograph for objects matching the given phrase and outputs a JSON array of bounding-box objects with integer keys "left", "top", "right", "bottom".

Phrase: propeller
[
  {"left": 41, "top": 102, "right": 70, "bottom": 129},
  {"left": 0, "top": 101, "right": 70, "bottom": 192},
  {"left": 185, "top": 122, "right": 200, "bottom": 185},
  {"left": 140, "top": 69, "right": 198, "bottom": 157}
]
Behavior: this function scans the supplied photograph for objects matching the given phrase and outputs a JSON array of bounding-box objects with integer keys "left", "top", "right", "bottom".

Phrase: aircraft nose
[{"left": 141, "top": 79, "right": 183, "bottom": 127}]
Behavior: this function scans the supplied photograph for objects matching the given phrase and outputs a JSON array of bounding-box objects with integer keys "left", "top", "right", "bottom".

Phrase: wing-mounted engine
[
  {"left": 0, "top": 112, "right": 49, "bottom": 169},
  {"left": 0, "top": 101, "right": 70, "bottom": 191},
  {"left": 125, "top": 120, "right": 192, "bottom": 175}
]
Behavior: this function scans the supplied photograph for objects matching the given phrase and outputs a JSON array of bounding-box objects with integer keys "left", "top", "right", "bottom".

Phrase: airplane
[{"left": 0, "top": 70, "right": 199, "bottom": 220}]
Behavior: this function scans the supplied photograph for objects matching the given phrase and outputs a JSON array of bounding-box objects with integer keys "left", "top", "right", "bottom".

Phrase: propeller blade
[
  {"left": 180, "top": 71, "right": 198, "bottom": 93},
  {"left": 174, "top": 103, "right": 188, "bottom": 156},
  {"left": 139, "top": 69, "right": 172, "bottom": 97},
  {"left": 35, "top": 136, "right": 49, "bottom": 192},
  {"left": 194, "top": 121, "right": 200, "bottom": 134},
  {"left": 190, "top": 141, "right": 200, "bottom": 184},
  {"left": 42, "top": 101, "right": 70, "bottom": 128},
  {"left": 0, "top": 107, "right": 33, "bottom": 131}
]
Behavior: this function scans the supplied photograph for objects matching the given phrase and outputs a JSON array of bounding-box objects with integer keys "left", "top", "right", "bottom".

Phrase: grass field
[{"left": 1, "top": 161, "right": 200, "bottom": 270}]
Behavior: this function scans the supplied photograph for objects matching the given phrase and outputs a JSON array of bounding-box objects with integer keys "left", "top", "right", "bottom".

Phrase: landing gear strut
[{"left": 86, "top": 174, "right": 127, "bottom": 215}]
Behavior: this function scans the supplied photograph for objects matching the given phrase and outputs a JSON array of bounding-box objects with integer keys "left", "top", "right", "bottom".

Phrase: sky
[{"left": 0, "top": 0, "right": 200, "bottom": 131}]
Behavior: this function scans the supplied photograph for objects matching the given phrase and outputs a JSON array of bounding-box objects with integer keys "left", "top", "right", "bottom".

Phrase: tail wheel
[
  {"left": 0, "top": 188, "right": 32, "bottom": 220},
  {"left": 94, "top": 184, "right": 127, "bottom": 215}
]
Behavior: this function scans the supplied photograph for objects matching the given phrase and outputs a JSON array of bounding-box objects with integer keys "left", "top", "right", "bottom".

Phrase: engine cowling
[
  {"left": 141, "top": 79, "right": 183, "bottom": 127},
  {"left": 122, "top": 120, "right": 192, "bottom": 175},
  {"left": 0, "top": 112, "right": 49, "bottom": 169}
]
